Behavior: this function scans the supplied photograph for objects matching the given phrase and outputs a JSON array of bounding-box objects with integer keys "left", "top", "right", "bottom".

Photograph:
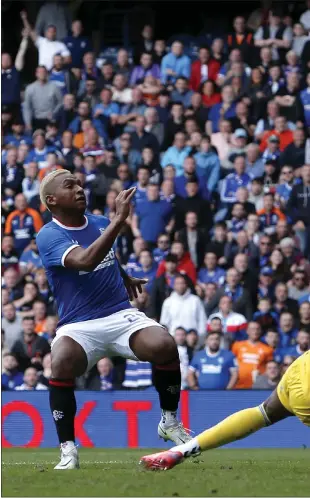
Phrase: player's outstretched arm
[{"left": 65, "top": 188, "right": 136, "bottom": 272}]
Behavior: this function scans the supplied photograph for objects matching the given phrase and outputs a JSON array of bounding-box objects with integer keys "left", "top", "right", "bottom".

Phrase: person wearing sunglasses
[{"left": 288, "top": 269, "right": 310, "bottom": 301}]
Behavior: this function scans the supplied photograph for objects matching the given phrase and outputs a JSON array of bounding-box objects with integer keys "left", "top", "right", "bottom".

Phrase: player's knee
[
  {"left": 155, "top": 333, "right": 178, "bottom": 364},
  {"left": 51, "top": 351, "right": 77, "bottom": 379}
]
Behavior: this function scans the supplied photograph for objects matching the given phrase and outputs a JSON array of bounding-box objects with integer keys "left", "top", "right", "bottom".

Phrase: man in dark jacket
[
  {"left": 175, "top": 178, "right": 212, "bottom": 232},
  {"left": 279, "top": 128, "right": 305, "bottom": 169},
  {"left": 54, "top": 94, "right": 76, "bottom": 134},
  {"left": 227, "top": 16, "right": 253, "bottom": 64},
  {"left": 175, "top": 211, "right": 207, "bottom": 269},
  {"left": 272, "top": 282, "right": 299, "bottom": 319},
  {"left": 11, "top": 317, "right": 50, "bottom": 372},
  {"left": 233, "top": 253, "right": 259, "bottom": 309},
  {"left": 224, "top": 230, "right": 259, "bottom": 268}
]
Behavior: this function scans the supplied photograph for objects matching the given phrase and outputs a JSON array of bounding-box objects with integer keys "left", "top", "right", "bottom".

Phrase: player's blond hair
[{"left": 40, "top": 169, "right": 70, "bottom": 210}]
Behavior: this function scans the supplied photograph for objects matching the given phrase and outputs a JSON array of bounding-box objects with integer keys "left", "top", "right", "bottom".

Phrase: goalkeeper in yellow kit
[{"left": 140, "top": 352, "right": 310, "bottom": 471}]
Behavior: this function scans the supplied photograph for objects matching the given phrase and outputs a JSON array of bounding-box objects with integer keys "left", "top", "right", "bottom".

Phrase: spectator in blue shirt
[
  {"left": 152, "top": 234, "right": 170, "bottom": 265},
  {"left": 4, "top": 119, "right": 32, "bottom": 148},
  {"left": 194, "top": 135, "right": 220, "bottom": 192},
  {"left": 207, "top": 85, "right": 236, "bottom": 134},
  {"left": 24, "top": 130, "right": 57, "bottom": 169},
  {"left": 170, "top": 77, "right": 194, "bottom": 108},
  {"left": 132, "top": 184, "right": 173, "bottom": 245},
  {"left": 2, "top": 353, "right": 23, "bottom": 390},
  {"left": 114, "top": 133, "right": 142, "bottom": 173},
  {"left": 49, "top": 55, "right": 77, "bottom": 96},
  {"left": 63, "top": 20, "right": 92, "bottom": 68},
  {"left": 198, "top": 252, "right": 226, "bottom": 287},
  {"left": 188, "top": 332, "right": 238, "bottom": 389},
  {"left": 161, "top": 132, "right": 192, "bottom": 176},
  {"left": 276, "top": 165, "right": 298, "bottom": 206},
  {"left": 277, "top": 312, "right": 298, "bottom": 347},
  {"left": 1, "top": 53, "right": 21, "bottom": 108},
  {"left": 161, "top": 41, "right": 191, "bottom": 85},
  {"left": 128, "top": 249, "right": 158, "bottom": 293},
  {"left": 2, "top": 147, "right": 24, "bottom": 194},
  {"left": 69, "top": 100, "right": 108, "bottom": 142},
  {"left": 19, "top": 238, "right": 43, "bottom": 272},
  {"left": 93, "top": 88, "right": 119, "bottom": 126},
  {"left": 245, "top": 143, "right": 265, "bottom": 179},
  {"left": 132, "top": 166, "right": 150, "bottom": 206},
  {"left": 220, "top": 155, "right": 251, "bottom": 204},
  {"left": 262, "top": 135, "right": 281, "bottom": 164},
  {"left": 174, "top": 156, "right": 209, "bottom": 200},
  {"left": 279, "top": 330, "right": 310, "bottom": 360}
]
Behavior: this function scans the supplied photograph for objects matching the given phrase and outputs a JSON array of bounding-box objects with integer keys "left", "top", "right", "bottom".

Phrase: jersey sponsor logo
[
  {"left": 240, "top": 352, "right": 260, "bottom": 364},
  {"left": 14, "top": 228, "right": 31, "bottom": 239},
  {"left": 201, "top": 364, "right": 223, "bottom": 374},
  {"left": 79, "top": 248, "right": 115, "bottom": 275}
]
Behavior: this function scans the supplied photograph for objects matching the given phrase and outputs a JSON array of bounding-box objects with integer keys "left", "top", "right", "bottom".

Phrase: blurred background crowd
[{"left": 2, "top": 0, "right": 310, "bottom": 393}]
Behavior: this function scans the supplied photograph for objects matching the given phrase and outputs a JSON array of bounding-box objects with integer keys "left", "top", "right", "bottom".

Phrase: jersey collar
[
  {"left": 205, "top": 347, "right": 220, "bottom": 357},
  {"left": 52, "top": 216, "right": 88, "bottom": 230}
]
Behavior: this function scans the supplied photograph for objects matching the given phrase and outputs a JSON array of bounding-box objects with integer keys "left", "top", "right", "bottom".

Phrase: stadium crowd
[{"left": 2, "top": 2, "right": 310, "bottom": 393}]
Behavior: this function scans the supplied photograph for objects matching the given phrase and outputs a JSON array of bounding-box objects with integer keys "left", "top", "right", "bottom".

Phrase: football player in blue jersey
[{"left": 36, "top": 169, "right": 192, "bottom": 469}]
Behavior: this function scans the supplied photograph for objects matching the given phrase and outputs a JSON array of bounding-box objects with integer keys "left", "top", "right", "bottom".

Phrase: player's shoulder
[
  {"left": 36, "top": 220, "right": 66, "bottom": 245},
  {"left": 37, "top": 221, "right": 58, "bottom": 237},
  {"left": 85, "top": 212, "right": 110, "bottom": 228}
]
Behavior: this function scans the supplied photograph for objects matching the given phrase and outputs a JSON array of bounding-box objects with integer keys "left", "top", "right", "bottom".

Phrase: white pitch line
[{"left": 2, "top": 460, "right": 132, "bottom": 466}]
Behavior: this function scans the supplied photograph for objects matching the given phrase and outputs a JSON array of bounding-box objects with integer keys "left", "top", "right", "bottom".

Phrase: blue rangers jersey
[{"left": 36, "top": 214, "right": 131, "bottom": 327}]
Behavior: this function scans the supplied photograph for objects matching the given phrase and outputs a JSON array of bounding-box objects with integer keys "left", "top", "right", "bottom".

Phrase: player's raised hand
[
  {"left": 124, "top": 276, "right": 148, "bottom": 301},
  {"left": 115, "top": 187, "right": 136, "bottom": 222}
]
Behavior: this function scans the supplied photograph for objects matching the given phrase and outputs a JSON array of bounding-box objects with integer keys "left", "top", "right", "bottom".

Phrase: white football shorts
[{"left": 51, "top": 308, "right": 163, "bottom": 370}]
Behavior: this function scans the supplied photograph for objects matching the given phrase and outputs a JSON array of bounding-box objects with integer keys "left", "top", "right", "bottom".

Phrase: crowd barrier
[{"left": 2, "top": 390, "right": 309, "bottom": 448}]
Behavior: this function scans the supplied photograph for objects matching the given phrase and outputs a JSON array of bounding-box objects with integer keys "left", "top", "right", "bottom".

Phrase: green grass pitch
[{"left": 2, "top": 448, "right": 310, "bottom": 496}]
